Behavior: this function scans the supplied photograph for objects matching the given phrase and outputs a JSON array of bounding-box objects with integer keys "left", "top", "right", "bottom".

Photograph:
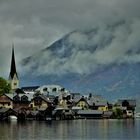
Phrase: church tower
[{"left": 9, "top": 45, "right": 19, "bottom": 90}]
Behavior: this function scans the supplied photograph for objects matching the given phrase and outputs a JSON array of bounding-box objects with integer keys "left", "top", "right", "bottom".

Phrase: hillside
[{"left": 20, "top": 23, "right": 140, "bottom": 100}]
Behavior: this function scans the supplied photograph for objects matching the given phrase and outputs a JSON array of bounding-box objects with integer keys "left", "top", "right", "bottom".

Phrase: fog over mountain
[
  {"left": 22, "top": 21, "right": 140, "bottom": 76},
  {"left": 21, "top": 22, "right": 140, "bottom": 100}
]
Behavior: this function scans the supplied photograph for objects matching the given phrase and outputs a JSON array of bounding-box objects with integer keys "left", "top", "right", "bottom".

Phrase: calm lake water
[{"left": 0, "top": 119, "right": 140, "bottom": 140}]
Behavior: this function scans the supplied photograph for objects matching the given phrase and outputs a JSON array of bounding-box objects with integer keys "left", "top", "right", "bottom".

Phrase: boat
[
  {"left": 45, "top": 117, "right": 52, "bottom": 123},
  {"left": 8, "top": 115, "right": 17, "bottom": 121},
  {"left": 46, "top": 117, "right": 52, "bottom": 121}
]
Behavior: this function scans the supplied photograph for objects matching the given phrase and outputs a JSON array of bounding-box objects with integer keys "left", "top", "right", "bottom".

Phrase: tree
[
  {"left": 112, "top": 108, "right": 123, "bottom": 119},
  {"left": 0, "top": 77, "right": 11, "bottom": 95}
]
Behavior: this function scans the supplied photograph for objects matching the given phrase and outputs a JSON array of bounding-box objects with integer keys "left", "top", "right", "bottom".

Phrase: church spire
[
  {"left": 9, "top": 44, "right": 19, "bottom": 90},
  {"left": 9, "top": 44, "right": 18, "bottom": 79}
]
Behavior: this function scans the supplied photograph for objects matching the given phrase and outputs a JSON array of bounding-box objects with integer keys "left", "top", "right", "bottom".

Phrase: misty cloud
[{"left": 21, "top": 18, "right": 140, "bottom": 76}]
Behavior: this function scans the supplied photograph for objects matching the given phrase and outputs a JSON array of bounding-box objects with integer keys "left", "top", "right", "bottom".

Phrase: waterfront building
[
  {"left": 5, "top": 92, "right": 33, "bottom": 110},
  {"left": 76, "top": 96, "right": 89, "bottom": 109},
  {"left": 116, "top": 99, "right": 136, "bottom": 118},
  {"left": 52, "top": 107, "right": 74, "bottom": 120},
  {"left": 0, "top": 108, "right": 17, "bottom": 121},
  {"left": 12, "top": 94, "right": 31, "bottom": 109},
  {"left": 87, "top": 95, "right": 109, "bottom": 111},
  {"left": 95, "top": 101, "right": 108, "bottom": 111},
  {"left": 35, "top": 85, "right": 71, "bottom": 106},
  {"left": 76, "top": 110, "right": 103, "bottom": 119},
  {"left": 73, "top": 94, "right": 109, "bottom": 111},
  {"left": 30, "top": 94, "right": 52, "bottom": 110},
  {"left": 103, "top": 110, "right": 113, "bottom": 118},
  {"left": 71, "top": 93, "right": 82, "bottom": 106},
  {"left": 71, "top": 93, "right": 81, "bottom": 101},
  {"left": 9, "top": 45, "right": 19, "bottom": 91},
  {"left": 35, "top": 85, "right": 69, "bottom": 95},
  {"left": 21, "top": 86, "right": 39, "bottom": 94},
  {"left": 0, "top": 94, "right": 13, "bottom": 108}
]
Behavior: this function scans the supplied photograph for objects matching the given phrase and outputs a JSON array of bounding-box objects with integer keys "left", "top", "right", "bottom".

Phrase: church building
[{"left": 9, "top": 45, "right": 19, "bottom": 91}]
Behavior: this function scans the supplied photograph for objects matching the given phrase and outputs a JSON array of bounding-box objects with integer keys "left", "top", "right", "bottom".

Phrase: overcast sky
[{"left": 0, "top": 0, "right": 140, "bottom": 78}]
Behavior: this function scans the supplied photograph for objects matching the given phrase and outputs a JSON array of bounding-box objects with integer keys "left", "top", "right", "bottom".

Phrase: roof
[
  {"left": 9, "top": 46, "right": 18, "bottom": 79},
  {"left": 70, "top": 93, "right": 81, "bottom": 96},
  {"left": 54, "top": 107, "right": 69, "bottom": 111},
  {"left": 21, "top": 86, "right": 39, "bottom": 91},
  {"left": 31, "top": 111, "right": 39, "bottom": 115},
  {"left": 38, "top": 108, "right": 46, "bottom": 111},
  {"left": 27, "top": 110, "right": 38, "bottom": 116},
  {"left": 45, "top": 94, "right": 56, "bottom": 102},
  {"left": 94, "top": 101, "right": 107, "bottom": 106},
  {"left": 33, "top": 95, "right": 52, "bottom": 103},
  {"left": 36, "top": 85, "right": 69, "bottom": 94},
  {"left": 76, "top": 97, "right": 89, "bottom": 105},
  {"left": 15, "top": 88, "right": 25, "bottom": 94},
  {"left": 117, "top": 99, "right": 136, "bottom": 107},
  {"left": 5, "top": 94, "right": 14, "bottom": 100},
  {"left": 0, "top": 94, "right": 13, "bottom": 101},
  {"left": 47, "top": 92, "right": 60, "bottom": 97},
  {"left": 103, "top": 111, "right": 113, "bottom": 116},
  {"left": 5, "top": 93, "right": 34, "bottom": 101},
  {"left": 87, "top": 96, "right": 108, "bottom": 106},
  {"left": 77, "top": 110, "right": 103, "bottom": 115},
  {"left": 92, "top": 95, "right": 105, "bottom": 100},
  {"left": 0, "top": 108, "right": 11, "bottom": 113},
  {"left": 72, "top": 106, "right": 82, "bottom": 110},
  {"left": 72, "top": 95, "right": 82, "bottom": 103}
]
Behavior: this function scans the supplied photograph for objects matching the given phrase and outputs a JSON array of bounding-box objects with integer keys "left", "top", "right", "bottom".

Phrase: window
[
  {"left": 65, "top": 110, "right": 69, "bottom": 112},
  {"left": 84, "top": 105, "right": 87, "bottom": 109},
  {"left": 13, "top": 95, "right": 20, "bottom": 101},
  {"left": 52, "top": 88, "right": 57, "bottom": 92},
  {"left": 8, "top": 102, "right": 11, "bottom": 106},
  {"left": 21, "top": 95, "right": 28, "bottom": 102},
  {"left": 34, "top": 97, "right": 42, "bottom": 106},
  {"left": 30, "top": 104, "right": 33, "bottom": 108},
  {"left": 61, "top": 88, "right": 65, "bottom": 92},
  {"left": 43, "top": 88, "right": 48, "bottom": 92}
]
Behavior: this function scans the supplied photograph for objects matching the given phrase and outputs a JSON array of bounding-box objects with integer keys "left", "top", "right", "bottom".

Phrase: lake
[{"left": 0, "top": 119, "right": 140, "bottom": 140}]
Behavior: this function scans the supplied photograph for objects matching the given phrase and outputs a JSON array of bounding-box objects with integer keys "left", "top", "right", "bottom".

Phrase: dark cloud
[{"left": 0, "top": 0, "right": 140, "bottom": 77}]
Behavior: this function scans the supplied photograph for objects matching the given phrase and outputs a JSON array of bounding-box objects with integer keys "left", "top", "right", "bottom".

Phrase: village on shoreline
[
  {"left": 0, "top": 46, "right": 137, "bottom": 121},
  {"left": 0, "top": 85, "right": 137, "bottom": 121}
]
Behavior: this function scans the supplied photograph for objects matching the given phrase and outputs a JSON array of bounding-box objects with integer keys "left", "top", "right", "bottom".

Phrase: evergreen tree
[{"left": 0, "top": 77, "right": 11, "bottom": 95}]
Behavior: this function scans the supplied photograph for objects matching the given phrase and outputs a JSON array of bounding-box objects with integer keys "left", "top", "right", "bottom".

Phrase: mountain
[{"left": 20, "top": 24, "right": 140, "bottom": 101}]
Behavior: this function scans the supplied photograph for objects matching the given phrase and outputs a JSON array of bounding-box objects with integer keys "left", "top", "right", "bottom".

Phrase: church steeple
[
  {"left": 9, "top": 44, "right": 18, "bottom": 79},
  {"left": 9, "top": 44, "right": 19, "bottom": 90}
]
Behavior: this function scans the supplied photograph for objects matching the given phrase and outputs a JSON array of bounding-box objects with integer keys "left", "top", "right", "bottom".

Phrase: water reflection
[{"left": 0, "top": 119, "right": 139, "bottom": 140}]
